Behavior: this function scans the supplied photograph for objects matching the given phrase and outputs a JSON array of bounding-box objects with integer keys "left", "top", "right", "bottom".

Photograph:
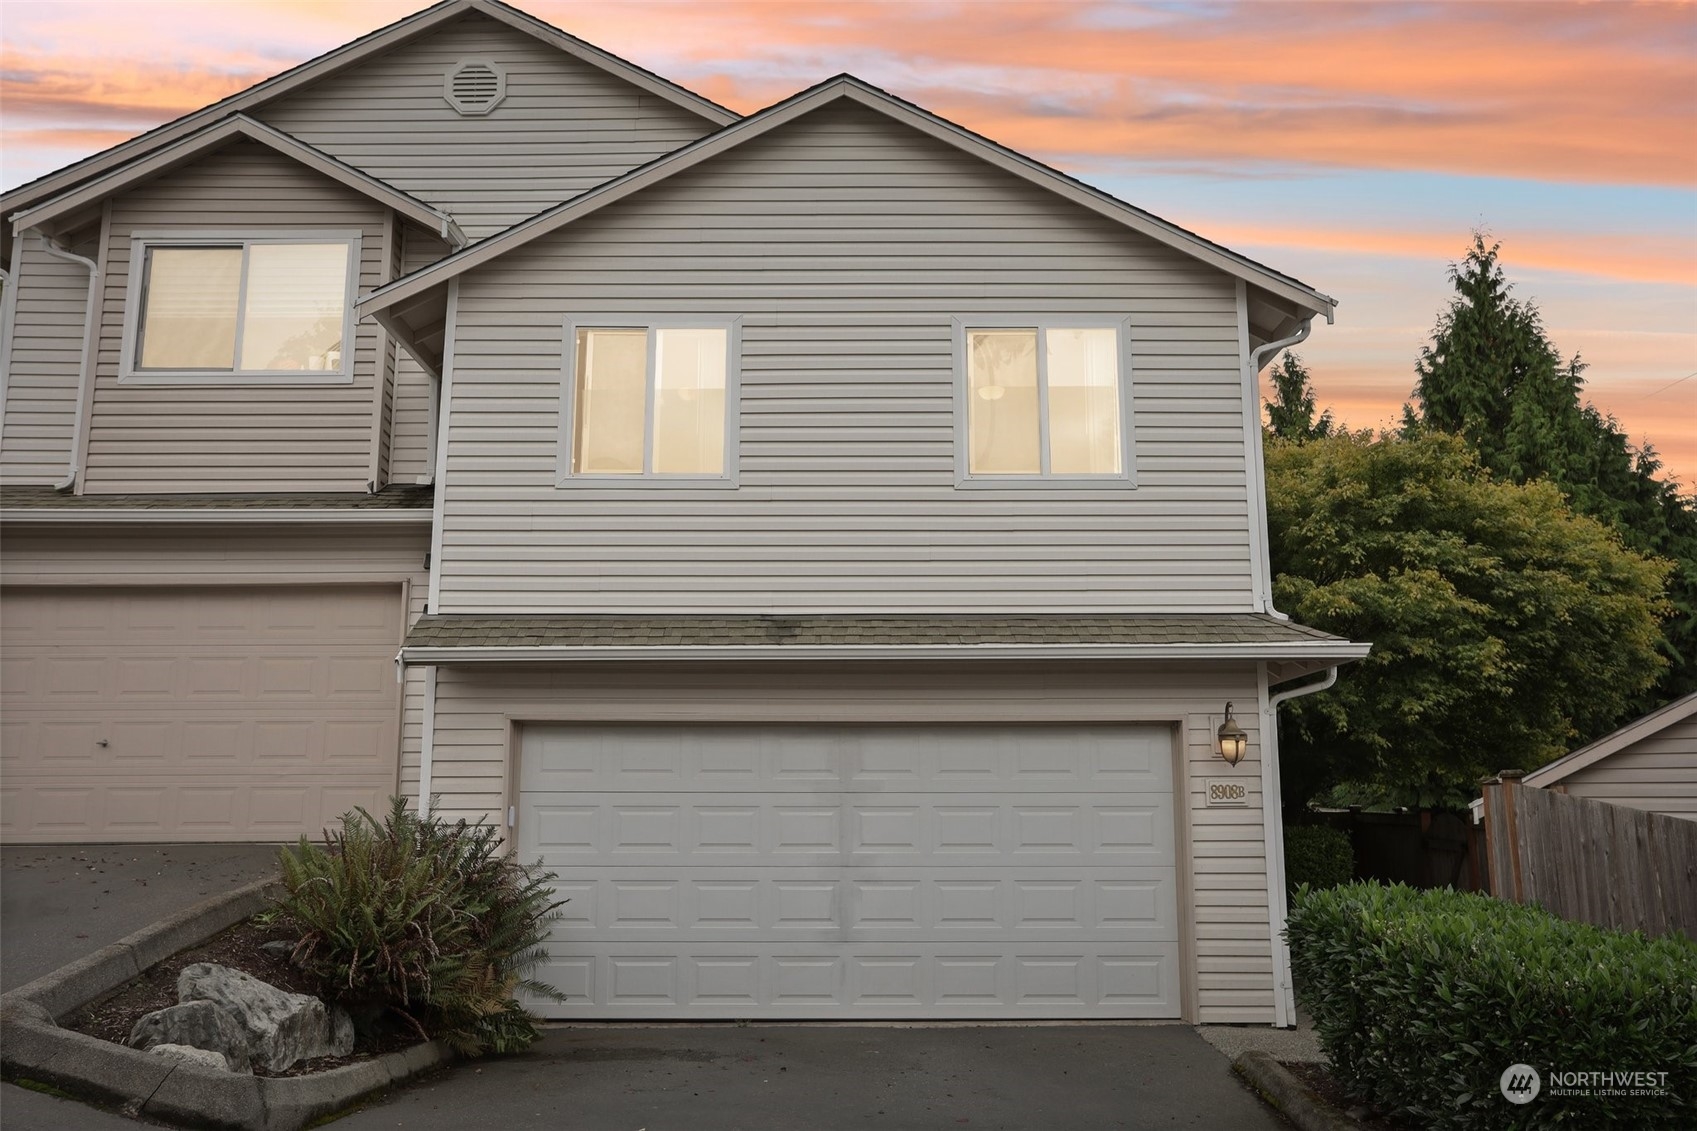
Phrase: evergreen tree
[
  {"left": 1407, "top": 233, "right": 1697, "bottom": 712},
  {"left": 1264, "top": 352, "right": 1334, "bottom": 442}
]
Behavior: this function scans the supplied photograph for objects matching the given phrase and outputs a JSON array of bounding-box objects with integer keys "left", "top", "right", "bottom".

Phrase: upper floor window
[
  {"left": 123, "top": 232, "right": 358, "bottom": 383},
  {"left": 955, "top": 318, "right": 1133, "bottom": 486},
  {"left": 560, "top": 317, "right": 740, "bottom": 487}
]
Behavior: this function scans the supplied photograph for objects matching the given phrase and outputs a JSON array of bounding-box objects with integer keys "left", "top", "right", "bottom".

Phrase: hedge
[
  {"left": 1286, "top": 882, "right": 1697, "bottom": 1130},
  {"left": 1283, "top": 824, "right": 1353, "bottom": 891}
]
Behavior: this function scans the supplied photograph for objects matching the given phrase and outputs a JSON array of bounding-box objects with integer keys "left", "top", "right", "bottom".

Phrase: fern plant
[{"left": 277, "top": 798, "right": 564, "bottom": 1055}]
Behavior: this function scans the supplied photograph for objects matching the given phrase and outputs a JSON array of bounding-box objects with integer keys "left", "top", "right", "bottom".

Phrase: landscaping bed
[
  {"left": 65, "top": 916, "right": 414, "bottom": 1077},
  {"left": 2, "top": 802, "right": 564, "bottom": 1131}
]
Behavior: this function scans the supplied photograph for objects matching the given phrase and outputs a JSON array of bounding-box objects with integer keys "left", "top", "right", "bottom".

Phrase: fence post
[{"left": 1498, "top": 770, "right": 1527, "bottom": 905}]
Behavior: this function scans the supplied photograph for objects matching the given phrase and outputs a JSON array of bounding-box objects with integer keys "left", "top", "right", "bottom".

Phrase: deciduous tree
[{"left": 1266, "top": 432, "right": 1671, "bottom": 809}]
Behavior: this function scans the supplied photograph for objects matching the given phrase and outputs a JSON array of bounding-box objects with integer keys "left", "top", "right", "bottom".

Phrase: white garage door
[
  {"left": 519, "top": 723, "right": 1179, "bottom": 1019},
  {"left": 0, "top": 585, "right": 403, "bottom": 843}
]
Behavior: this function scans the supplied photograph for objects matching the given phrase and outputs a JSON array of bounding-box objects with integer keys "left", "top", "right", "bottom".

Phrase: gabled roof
[
  {"left": 359, "top": 75, "right": 1338, "bottom": 324},
  {"left": 0, "top": 0, "right": 736, "bottom": 221},
  {"left": 1523, "top": 691, "right": 1697, "bottom": 788},
  {"left": 10, "top": 115, "right": 464, "bottom": 244}
]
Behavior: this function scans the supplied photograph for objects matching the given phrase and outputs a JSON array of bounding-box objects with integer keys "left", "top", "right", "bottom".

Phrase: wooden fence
[
  {"left": 1480, "top": 773, "right": 1697, "bottom": 938},
  {"left": 1311, "top": 807, "right": 1484, "bottom": 891}
]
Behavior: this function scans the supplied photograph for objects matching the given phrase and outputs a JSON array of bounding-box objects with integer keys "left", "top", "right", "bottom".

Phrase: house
[
  {"left": 1471, "top": 691, "right": 1697, "bottom": 824},
  {"left": 0, "top": 0, "right": 1368, "bottom": 1027}
]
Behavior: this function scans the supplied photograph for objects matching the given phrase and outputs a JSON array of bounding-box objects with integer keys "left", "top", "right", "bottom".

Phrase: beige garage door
[
  {"left": 0, "top": 585, "right": 403, "bottom": 843},
  {"left": 520, "top": 723, "right": 1179, "bottom": 1019}
]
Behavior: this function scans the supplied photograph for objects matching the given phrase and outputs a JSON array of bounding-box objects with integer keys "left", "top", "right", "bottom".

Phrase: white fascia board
[
  {"left": 2, "top": 1, "right": 472, "bottom": 219},
  {"left": 400, "top": 641, "right": 1374, "bottom": 665},
  {"left": 1, "top": 0, "right": 734, "bottom": 221},
  {"left": 0, "top": 508, "right": 433, "bottom": 526},
  {"left": 13, "top": 116, "right": 455, "bottom": 240},
  {"left": 360, "top": 77, "right": 1336, "bottom": 323}
]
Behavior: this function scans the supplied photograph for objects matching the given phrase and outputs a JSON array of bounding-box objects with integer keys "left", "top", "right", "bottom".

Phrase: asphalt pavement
[{"left": 0, "top": 844, "right": 1287, "bottom": 1130}]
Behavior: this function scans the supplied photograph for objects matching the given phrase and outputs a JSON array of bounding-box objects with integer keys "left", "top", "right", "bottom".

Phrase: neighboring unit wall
[
  {"left": 426, "top": 659, "right": 1276, "bottom": 1024},
  {"left": 1559, "top": 714, "right": 1697, "bottom": 820},
  {"left": 439, "top": 102, "right": 1257, "bottom": 614},
  {"left": 82, "top": 142, "right": 388, "bottom": 495},
  {"left": 257, "top": 11, "right": 719, "bottom": 238},
  {"left": 0, "top": 523, "right": 432, "bottom": 809},
  {"left": 0, "top": 232, "right": 97, "bottom": 485}
]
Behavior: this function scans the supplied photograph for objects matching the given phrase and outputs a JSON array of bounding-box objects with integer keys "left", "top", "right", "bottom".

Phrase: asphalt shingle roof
[
  {"left": 403, "top": 613, "right": 1348, "bottom": 650},
  {"left": 0, "top": 485, "right": 433, "bottom": 510}
]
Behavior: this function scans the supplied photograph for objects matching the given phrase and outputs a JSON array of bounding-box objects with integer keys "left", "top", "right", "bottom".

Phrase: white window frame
[
  {"left": 951, "top": 315, "right": 1136, "bottom": 489},
  {"left": 557, "top": 314, "right": 742, "bottom": 489},
  {"left": 119, "top": 229, "right": 361, "bottom": 385}
]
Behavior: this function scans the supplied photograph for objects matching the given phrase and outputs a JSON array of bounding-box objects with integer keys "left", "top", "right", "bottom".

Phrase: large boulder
[
  {"left": 147, "top": 1043, "right": 234, "bottom": 1072},
  {"left": 128, "top": 1000, "right": 252, "bottom": 1073},
  {"left": 177, "top": 963, "right": 354, "bottom": 1073}
]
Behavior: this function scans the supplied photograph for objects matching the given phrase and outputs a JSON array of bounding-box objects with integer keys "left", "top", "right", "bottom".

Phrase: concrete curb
[
  {"left": 1233, "top": 1049, "right": 1363, "bottom": 1131},
  {"left": 5, "top": 875, "right": 283, "bottom": 1022},
  {"left": 0, "top": 873, "right": 453, "bottom": 1130}
]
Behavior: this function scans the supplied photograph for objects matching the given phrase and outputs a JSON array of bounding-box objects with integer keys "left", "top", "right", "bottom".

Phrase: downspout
[
  {"left": 36, "top": 230, "right": 101, "bottom": 493},
  {"left": 1259, "top": 665, "right": 1338, "bottom": 1027},
  {"left": 1241, "top": 307, "right": 1313, "bottom": 615},
  {"left": 0, "top": 239, "right": 20, "bottom": 447}
]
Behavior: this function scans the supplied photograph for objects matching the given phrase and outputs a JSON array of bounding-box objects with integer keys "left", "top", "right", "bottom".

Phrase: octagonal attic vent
[{"left": 445, "top": 61, "right": 506, "bottom": 115}]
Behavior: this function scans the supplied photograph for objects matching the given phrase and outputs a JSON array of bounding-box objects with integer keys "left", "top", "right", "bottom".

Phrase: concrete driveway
[{"left": 1, "top": 845, "right": 1285, "bottom": 1130}]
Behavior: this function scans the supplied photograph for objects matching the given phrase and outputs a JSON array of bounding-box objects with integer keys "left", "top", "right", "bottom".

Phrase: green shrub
[
  {"left": 1287, "top": 882, "right": 1697, "bottom": 1130},
  {"left": 1283, "top": 824, "right": 1353, "bottom": 891},
  {"left": 278, "top": 798, "right": 564, "bottom": 1055}
]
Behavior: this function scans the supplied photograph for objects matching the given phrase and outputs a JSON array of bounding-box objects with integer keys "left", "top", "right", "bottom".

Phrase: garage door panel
[
  {"left": 523, "top": 724, "right": 1171, "bottom": 794},
  {"left": 0, "top": 585, "right": 402, "bottom": 843},
  {"left": 535, "top": 866, "right": 1175, "bottom": 940},
  {"left": 529, "top": 942, "right": 1181, "bottom": 1020},
  {"left": 520, "top": 723, "right": 1180, "bottom": 1019},
  {"left": 524, "top": 792, "right": 1174, "bottom": 867}
]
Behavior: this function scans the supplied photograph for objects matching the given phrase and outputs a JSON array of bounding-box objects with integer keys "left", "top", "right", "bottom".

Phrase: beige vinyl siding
[
  {"left": 438, "top": 103, "right": 1255, "bottom": 614},
  {"left": 1560, "top": 714, "right": 1697, "bottom": 820},
  {"left": 388, "top": 228, "right": 451, "bottom": 482},
  {"left": 429, "top": 660, "right": 1274, "bottom": 1024},
  {"left": 257, "top": 11, "right": 717, "bottom": 239},
  {"left": 0, "top": 233, "right": 94, "bottom": 484},
  {"left": 0, "top": 524, "right": 431, "bottom": 814},
  {"left": 82, "top": 143, "right": 386, "bottom": 494}
]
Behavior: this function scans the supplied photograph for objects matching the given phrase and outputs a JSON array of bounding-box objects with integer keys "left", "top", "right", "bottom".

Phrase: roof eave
[
  {"left": 399, "top": 641, "right": 1373, "bottom": 665},
  {"left": 11, "top": 115, "right": 455, "bottom": 239},
  {"left": 1, "top": 0, "right": 735, "bottom": 223},
  {"left": 0, "top": 508, "right": 433, "bottom": 526},
  {"left": 359, "top": 77, "right": 1335, "bottom": 324},
  {"left": 1522, "top": 690, "right": 1697, "bottom": 788}
]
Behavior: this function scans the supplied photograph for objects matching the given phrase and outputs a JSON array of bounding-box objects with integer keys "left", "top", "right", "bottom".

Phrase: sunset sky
[{"left": 3, "top": 0, "right": 1694, "bottom": 485}]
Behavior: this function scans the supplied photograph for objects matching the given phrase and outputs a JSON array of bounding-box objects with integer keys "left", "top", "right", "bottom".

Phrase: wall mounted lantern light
[{"left": 1216, "top": 703, "right": 1248, "bottom": 766}]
